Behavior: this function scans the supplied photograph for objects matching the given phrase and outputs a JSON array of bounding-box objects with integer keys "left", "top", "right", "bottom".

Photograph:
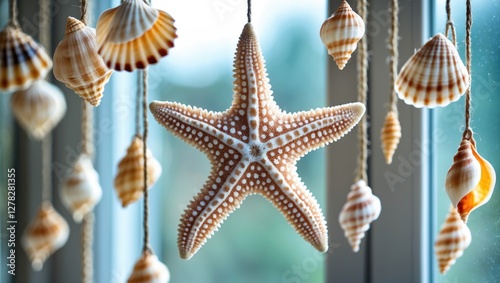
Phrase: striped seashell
[
  {"left": 320, "top": 0, "right": 365, "bottom": 70},
  {"left": 339, "top": 180, "right": 381, "bottom": 252},
  {"left": 395, "top": 33, "right": 469, "bottom": 108},
  {"left": 96, "top": 0, "right": 177, "bottom": 72},
  {"left": 21, "top": 202, "right": 69, "bottom": 271},
  {"left": 60, "top": 154, "right": 102, "bottom": 222},
  {"left": 127, "top": 252, "right": 170, "bottom": 283},
  {"left": 434, "top": 206, "right": 471, "bottom": 274},
  {"left": 11, "top": 80, "right": 66, "bottom": 140},
  {"left": 114, "top": 136, "right": 162, "bottom": 207},
  {"left": 53, "top": 17, "right": 113, "bottom": 106},
  {"left": 0, "top": 25, "right": 52, "bottom": 92},
  {"left": 380, "top": 110, "right": 401, "bottom": 164}
]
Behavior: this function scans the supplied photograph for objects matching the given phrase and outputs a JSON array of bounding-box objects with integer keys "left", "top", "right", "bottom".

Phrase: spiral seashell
[
  {"left": 114, "top": 136, "right": 162, "bottom": 207},
  {"left": 0, "top": 25, "right": 52, "bottom": 92},
  {"left": 339, "top": 180, "right": 381, "bottom": 252},
  {"left": 96, "top": 0, "right": 177, "bottom": 72},
  {"left": 21, "top": 202, "right": 69, "bottom": 271},
  {"left": 380, "top": 110, "right": 401, "bottom": 164},
  {"left": 127, "top": 252, "right": 170, "bottom": 283},
  {"left": 11, "top": 80, "right": 66, "bottom": 140},
  {"left": 395, "top": 33, "right": 469, "bottom": 108},
  {"left": 60, "top": 154, "right": 102, "bottom": 222},
  {"left": 53, "top": 17, "right": 113, "bottom": 107},
  {"left": 320, "top": 0, "right": 365, "bottom": 70},
  {"left": 434, "top": 206, "right": 471, "bottom": 274}
]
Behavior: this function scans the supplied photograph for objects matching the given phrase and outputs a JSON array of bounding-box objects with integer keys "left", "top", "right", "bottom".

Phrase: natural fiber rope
[
  {"left": 8, "top": 0, "right": 19, "bottom": 28},
  {"left": 247, "top": 0, "right": 252, "bottom": 23},
  {"left": 41, "top": 134, "right": 52, "bottom": 202},
  {"left": 356, "top": 0, "right": 368, "bottom": 182},
  {"left": 136, "top": 72, "right": 142, "bottom": 137},
  {"left": 81, "top": 213, "right": 94, "bottom": 283},
  {"left": 463, "top": 0, "right": 472, "bottom": 140},
  {"left": 388, "top": 0, "right": 399, "bottom": 113},
  {"left": 142, "top": 69, "right": 152, "bottom": 254},
  {"left": 39, "top": 0, "right": 50, "bottom": 52},
  {"left": 81, "top": 102, "right": 94, "bottom": 156},
  {"left": 445, "top": 0, "right": 457, "bottom": 46},
  {"left": 81, "top": 0, "right": 89, "bottom": 26}
]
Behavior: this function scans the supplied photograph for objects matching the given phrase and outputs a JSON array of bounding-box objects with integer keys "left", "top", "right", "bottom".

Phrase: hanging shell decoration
[
  {"left": 96, "top": 0, "right": 177, "bottom": 72},
  {"left": 53, "top": 17, "right": 113, "bottom": 107},
  {"left": 21, "top": 202, "right": 70, "bottom": 271},
  {"left": 380, "top": 110, "right": 401, "bottom": 164},
  {"left": 114, "top": 136, "right": 162, "bottom": 207},
  {"left": 127, "top": 252, "right": 170, "bottom": 283},
  {"left": 320, "top": 0, "right": 365, "bottom": 70},
  {"left": 0, "top": 25, "right": 52, "bottom": 92},
  {"left": 11, "top": 80, "right": 67, "bottom": 140},
  {"left": 60, "top": 154, "right": 102, "bottom": 222},
  {"left": 445, "top": 137, "right": 496, "bottom": 222},
  {"left": 395, "top": 33, "right": 469, "bottom": 108},
  {"left": 434, "top": 206, "right": 471, "bottom": 274},
  {"left": 339, "top": 180, "right": 381, "bottom": 252}
]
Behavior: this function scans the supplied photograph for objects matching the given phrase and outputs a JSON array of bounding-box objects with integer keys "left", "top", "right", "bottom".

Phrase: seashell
[
  {"left": 11, "top": 80, "right": 66, "bottom": 140},
  {"left": 339, "top": 180, "right": 381, "bottom": 252},
  {"left": 0, "top": 25, "right": 52, "bottom": 92},
  {"left": 60, "top": 154, "right": 102, "bottom": 222},
  {"left": 127, "top": 251, "right": 170, "bottom": 283},
  {"left": 320, "top": 0, "right": 365, "bottom": 70},
  {"left": 53, "top": 17, "right": 113, "bottom": 107},
  {"left": 96, "top": 0, "right": 177, "bottom": 72},
  {"left": 21, "top": 202, "right": 69, "bottom": 271},
  {"left": 114, "top": 136, "right": 162, "bottom": 207},
  {"left": 380, "top": 110, "right": 402, "bottom": 164},
  {"left": 434, "top": 206, "right": 471, "bottom": 274},
  {"left": 395, "top": 33, "right": 469, "bottom": 108}
]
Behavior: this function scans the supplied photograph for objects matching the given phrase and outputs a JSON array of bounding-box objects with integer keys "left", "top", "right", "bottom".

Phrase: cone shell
[
  {"left": 320, "top": 0, "right": 365, "bottom": 70},
  {"left": 114, "top": 136, "right": 162, "bottom": 207},
  {"left": 339, "top": 180, "right": 381, "bottom": 252},
  {"left": 96, "top": 0, "right": 177, "bottom": 72},
  {"left": 60, "top": 154, "right": 102, "bottom": 222},
  {"left": 127, "top": 252, "right": 170, "bottom": 283},
  {"left": 53, "top": 17, "right": 113, "bottom": 107},
  {"left": 380, "top": 110, "right": 401, "bottom": 164},
  {"left": 21, "top": 202, "right": 69, "bottom": 271},
  {"left": 434, "top": 206, "right": 471, "bottom": 274},
  {"left": 11, "top": 80, "right": 66, "bottom": 140},
  {"left": 395, "top": 33, "right": 469, "bottom": 108},
  {"left": 0, "top": 26, "right": 52, "bottom": 92}
]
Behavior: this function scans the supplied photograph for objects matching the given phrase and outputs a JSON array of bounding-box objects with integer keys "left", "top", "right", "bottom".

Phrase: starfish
[{"left": 150, "top": 23, "right": 365, "bottom": 260}]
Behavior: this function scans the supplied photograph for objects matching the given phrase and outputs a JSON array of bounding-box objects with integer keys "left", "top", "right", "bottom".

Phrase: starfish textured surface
[{"left": 150, "top": 23, "right": 365, "bottom": 260}]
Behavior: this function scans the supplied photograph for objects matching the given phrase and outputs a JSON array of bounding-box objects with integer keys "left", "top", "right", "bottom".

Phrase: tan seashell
[
  {"left": 395, "top": 33, "right": 469, "bottom": 108},
  {"left": 339, "top": 180, "right": 381, "bottom": 252},
  {"left": 380, "top": 110, "right": 401, "bottom": 164},
  {"left": 11, "top": 80, "right": 66, "bottom": 140},
  {"left": 0, "top": 25, "right": 53, "bottom": 92},
  {"left": 320, "top": 0, "right": 365, "bottom": 70},
  {"left": 21, "top": 202, "right": 69, "bottom": 271},
  {"left": 127, "top": 251, "right": 170, "bottom": 283},
  {"left": 96, "top": 0, "right": 177, "bottom": 72},
  {"left": 434, "top": 206, "right": 471, "bottom": 274},
  {"left": 114, "top": 136, "right": 162, "bottom": 207},
  {"left": 53, "top": 17, "right": 113, "bottom": 107}
]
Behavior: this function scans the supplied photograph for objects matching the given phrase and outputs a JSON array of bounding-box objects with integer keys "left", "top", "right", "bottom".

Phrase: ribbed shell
[
  {"left": 0, "top": 26, "right": 52, "bottom": 92},
  {"left": 21, "top": 202, "right": 69, "bottom": 271},
  {"left": 127, "top": 252, "right": 170, "bottom": 283},
  {"left": 10, "top": 80, "right": 66, "bottom": 140},
  {"left": 395, "top": 33, "right": 469, "bottom": 108},
  {"left": 320, "top": 0, "right": 365, "bottom": 70},
  {"left": 53, "top": 17, "right": 113, "bottom": 106},
  {"left": 434, "top": 206, "right": 471, "bottom": 274},
  {"left": 60, "top": 154, "right": 102, "bottom": 222},
  {"left": 380, "top": 110, "right": 401, "bottom": 164},
  {"left": 96, "top": 0, "right": 177, "bottom": 72},
  {"left": 114, "top": 136, "right": 162, "bottom": 207},
  {"left": 339, "top": 180, "right": 381, "bottom": 252}
]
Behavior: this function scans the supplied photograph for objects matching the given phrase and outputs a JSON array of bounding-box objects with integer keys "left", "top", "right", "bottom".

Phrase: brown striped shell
[
  {"left": 127, "top": 252, "right": 170, "bottom": 283},
  {"left": 380, "top": 110, "right": 401, "bottom": 164}
]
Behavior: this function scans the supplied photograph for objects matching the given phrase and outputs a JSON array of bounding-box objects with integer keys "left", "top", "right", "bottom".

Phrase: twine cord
[
  {"left": 445, "top": 0, "right": 457, "bottom": 46},
  {"left": 136, "top": 73, "right": 142, "bottom": 137},
  {"left": 81, "top": 102, "right": 94, "bottom": 156},
  {"left": 356, "top": 0, "right": 368, "bottom": 182},
  {"left": 8, "top": 0, "right": 19, "bottom": 27},
  {"left": 247, "top": 0, "right": 252, "bottom": 23},
  {"left": 41, "top": 134, "right": 52, "bottom": 202},
  {"left": 81, "top": 213, "right": 94, "bottom": 283},
  {"left": 142, "top": 70, "right": 152, "bottom": 254},
  {"left": 388, "top": 0, "right": 399, "bottom": 113},
  {"left": 39, "top": 0, "right": 50, "bottom": 52},
  {"left": 80, "top": 0, "right": 89, "bottom": 25},
  {"left": 463, "top": 0, "right": 472, "bottom": 140}
]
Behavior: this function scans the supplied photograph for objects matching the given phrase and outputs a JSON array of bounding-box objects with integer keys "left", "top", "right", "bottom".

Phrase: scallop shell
[
  {"left": 60, "top": 154, "right": 102, "bottom": 222},
  {"left": 53, "top": 17, "right": 113, "bottom": 107},
  {"left": 0, "top": 25, "right": 52, "bottom": 92},
  {"left": 11, "top": 80, "right": 66, "bottom": 140},
  {"left": 339, "top": 180, "right": 381, "bottom": 252},
  {"left": 380, "top": 110, "right": 402, "bottom": 164},
  {"left": 395, "top": 33, "right": 469, "bottom": 108},
  {"left": 114, "top": 136, "right": 162, "bottom": 207},
  {"left": 320, "top": 0, "right": 365, "bottom": 70},
  {"left": 434, "top": 206, "right": 471, "bottom": 274},
  {"left": 21, "top": 202, "right": 69, "bottom": 271},
  {"left": 96, "top": 0, "right": 177, "bottom": 72},
  {"left": 127, "top": 252, "right": 170, "bottom": 283}
]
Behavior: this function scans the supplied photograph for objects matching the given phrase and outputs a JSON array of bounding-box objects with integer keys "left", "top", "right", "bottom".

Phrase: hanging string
[
  {"left": 41, "top": 134, "right": 52, "bottom": 202},
  {"left": 39, "top": 0, "right": 50, "bottom": 52},
  {"left": 142, "top": 69, "right": 152, "bottom": 254},
  {"left": 445, "top": 0, "right": 457, "bottom": 46},
  {"left": 81, "top": 102, "right": 94, "bottom": 157},
  {"left": 356, "top": 0, "right": 368, "bottom": 182},
  {"left": 136, "top": 72, "right": 142, "bottom": 137},
  {"left": 81, "top": 213, "right": 94, "bottom": 283},
  {"left": 247, "top": 0, "right": 252, "bottom": 23},
  {"left": 388, "top": 0, "right": 399, "bottom": 113},
  {"left": 81, "top": 0, "right": 89, "bottom": 26},
  {"left": 463, "top": 0, "right": 472, "bottom": 140},
  {"left": 8, "top": 0, "right": 19, "bottom": 28}
]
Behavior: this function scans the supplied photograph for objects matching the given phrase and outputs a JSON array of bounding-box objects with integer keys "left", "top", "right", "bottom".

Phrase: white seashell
[
  {"left": 380, "top": 110, "right": 401, "bottom": 164},
  {"left": 127, "top": 252, "right": 170, "bottom": 283}
]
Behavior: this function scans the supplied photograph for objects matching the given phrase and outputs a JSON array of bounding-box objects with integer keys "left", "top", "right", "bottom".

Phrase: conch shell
[
  {"left": 127, "top": 251, "right": 170, "bottom": 283},
  {"left": 380, "top": 110, "right": 401, "bottom": 164}
]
